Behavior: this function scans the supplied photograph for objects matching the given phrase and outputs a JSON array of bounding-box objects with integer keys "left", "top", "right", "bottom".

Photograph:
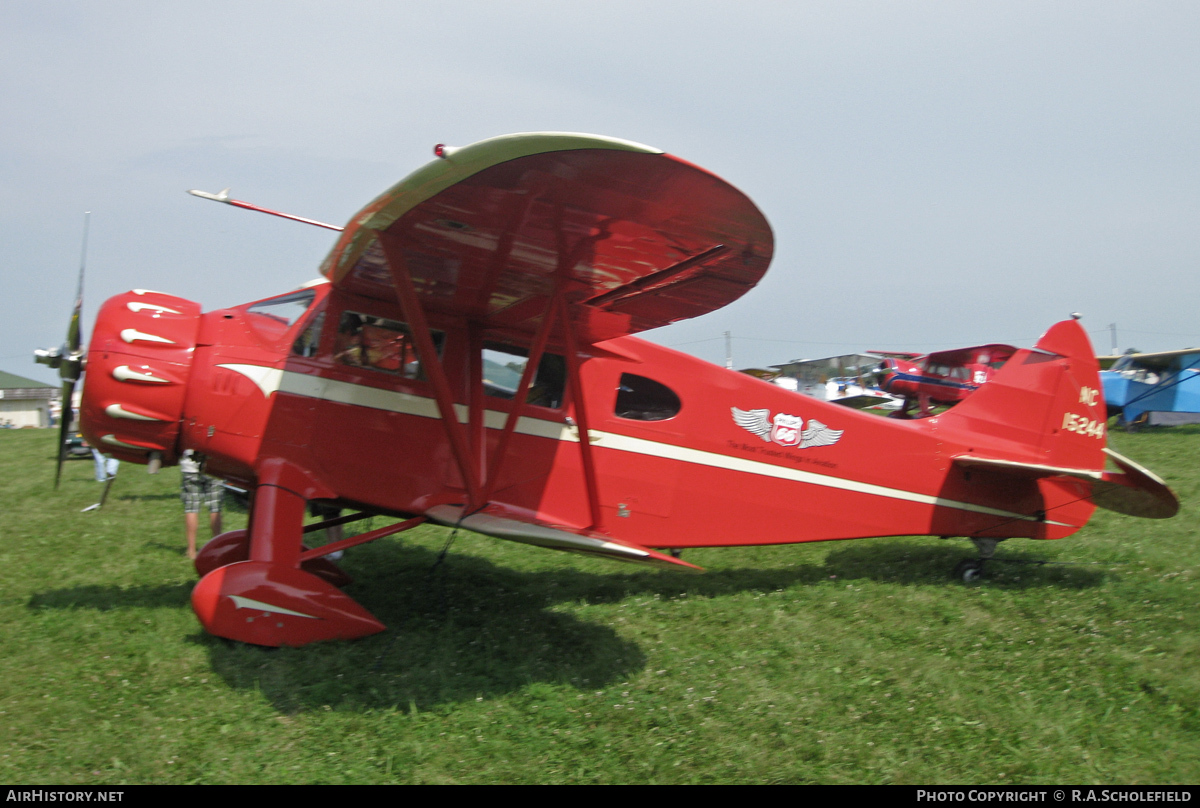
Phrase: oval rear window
[{"left": 615, "top": 373, "right": 681, "bottom": 421}]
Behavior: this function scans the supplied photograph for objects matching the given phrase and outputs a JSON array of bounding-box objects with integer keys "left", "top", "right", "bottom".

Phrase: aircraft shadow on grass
[
  {"left": 28, "top": 581, "right": 194, "bottom": 611},
  {"left": 820, "top": 540, "right": 1107, "bottom": 589},
  {"left": 26, "top": 538, "right": 1101, "bottom": 714},
  {"left": 116, "top": 493, "right": 182, "bottom": 502},
  {"left": 197, "top": 542, "right": 830, "bottom": 714}
]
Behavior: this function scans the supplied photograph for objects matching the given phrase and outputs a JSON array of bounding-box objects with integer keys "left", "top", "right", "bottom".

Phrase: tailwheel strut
[{"left": 952, "top": 537, "right": 1001, "bottom": 583}]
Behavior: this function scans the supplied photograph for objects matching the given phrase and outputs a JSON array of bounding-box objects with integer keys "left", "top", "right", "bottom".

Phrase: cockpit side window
[
  {"left": 482, "top": 342, "right": 566, "bottom": 409},
  {"left": 615, "top": 373, "right": 681, "bottom": 421},
  {"left": 246, "top": 290, "right": 317, "bottom": 345},
  {"left": 247, "top": 290, "right": 316, "bottom": 326},
  {"left": 334, "top": 311, "right": 443, "bottom": 379}
]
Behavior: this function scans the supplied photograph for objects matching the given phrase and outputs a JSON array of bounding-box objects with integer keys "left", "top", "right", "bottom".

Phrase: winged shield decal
[
  {"left": 731, "top": 407, "right": 772, "bottom": 441},
  {"left": 799, "top": 419, "right": 843, "bottom": 448},
  {"left": 732, "top": 407, "right": 843, "bottom": 449}
]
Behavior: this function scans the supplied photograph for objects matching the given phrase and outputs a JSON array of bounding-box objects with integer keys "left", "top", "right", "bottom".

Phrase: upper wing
[
  {"left": 923, "top": 343, "right": 1017, "bottom": 366},
  {"left": 1115, "top": 348, "right": 1200, "bottom": 371},
  {"left": 321, "top": 132, "right": 773, "bottom": 343},
  {"left": 776, "top": 353, "right": 884, "bottom": 371},
  {"left": 869, "top": 350, "right": 923, "bottom": 360}
]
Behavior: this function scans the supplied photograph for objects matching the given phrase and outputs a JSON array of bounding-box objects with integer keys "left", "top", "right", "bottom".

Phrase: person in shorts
[{"left": 180, "top": 449, "right": 222, "bottom": 560}]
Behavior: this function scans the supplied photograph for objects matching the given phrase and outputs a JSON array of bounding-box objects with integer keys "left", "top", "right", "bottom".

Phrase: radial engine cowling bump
[{"left": 80, "top": 291, "right": 202, "bottom": 465}]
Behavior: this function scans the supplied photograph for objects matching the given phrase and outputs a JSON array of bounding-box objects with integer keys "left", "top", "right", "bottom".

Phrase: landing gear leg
[{"left": 191, "top": 473, "right": 384, "bottom": 646}]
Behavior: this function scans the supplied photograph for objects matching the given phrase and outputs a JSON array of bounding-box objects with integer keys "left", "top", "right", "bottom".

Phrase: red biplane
[
  {"left": 876, "top": 344, "right": 1019, "bottom": 417},
  {"left": 39, "top": 133, "right": 1179, "bottom": 647}
]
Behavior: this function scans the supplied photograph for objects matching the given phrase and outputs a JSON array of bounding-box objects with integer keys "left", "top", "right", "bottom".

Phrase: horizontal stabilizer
[
  {"left": 426, "top": 505, "right": 702, "bottom": 571},
  {"left": 1097, "top": 449, "right": 1180, "bottom": 519},
  {"left": 952, "top": 449, "right": 1178, "bottom": 520}
]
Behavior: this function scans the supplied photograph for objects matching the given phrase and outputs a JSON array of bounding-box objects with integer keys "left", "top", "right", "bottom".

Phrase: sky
[{"left": 4, "top": 1, "right": 1199, "bottom": 384}]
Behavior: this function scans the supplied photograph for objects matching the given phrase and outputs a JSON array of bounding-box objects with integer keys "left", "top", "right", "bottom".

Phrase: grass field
[{"left": 1, "top": 427, "right": 1196, "bottom": 784}]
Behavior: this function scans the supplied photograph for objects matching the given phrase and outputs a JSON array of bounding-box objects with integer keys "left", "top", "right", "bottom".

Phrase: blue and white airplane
[{"left": 1102, "top": 349, "right": 1200, "bottom": 428}]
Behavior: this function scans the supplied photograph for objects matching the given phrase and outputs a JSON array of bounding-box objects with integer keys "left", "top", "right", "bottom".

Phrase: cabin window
[
  {"left": 334, "top": 311, "right": 443, "bottom": 379},
  {"left": 482, "top": 342, "right": 566, "bottom": 409},
  {"left": 615, "top": 373, "right": 681, "bottom": 421}
]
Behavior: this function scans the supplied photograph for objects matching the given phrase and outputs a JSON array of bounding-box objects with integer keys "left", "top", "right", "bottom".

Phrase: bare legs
[{"left": 185, "top": 510, "right": 223, "bottom": 560}]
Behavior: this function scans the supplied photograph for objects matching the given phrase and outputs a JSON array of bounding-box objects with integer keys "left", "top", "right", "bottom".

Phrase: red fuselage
[{"left": 83, "top": 282, "right": 1103, "bottom": 552}]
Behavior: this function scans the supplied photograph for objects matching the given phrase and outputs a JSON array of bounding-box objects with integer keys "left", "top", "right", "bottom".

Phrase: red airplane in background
[
  {"left": 876, "top": 344, "right": 1019, "bottom": 417},
  {"left": 37, "top": 133, "right": 1179, "bottom": 647}
]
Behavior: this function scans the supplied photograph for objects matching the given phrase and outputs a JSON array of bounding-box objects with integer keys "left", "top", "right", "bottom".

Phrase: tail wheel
[{"left": 953, "top": 559, "right": 984, "bottom": 583}]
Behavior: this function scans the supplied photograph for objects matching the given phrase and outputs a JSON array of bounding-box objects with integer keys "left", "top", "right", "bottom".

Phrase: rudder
[{"left": 938, "top": 318, "right": 1107, "bottom": 473}]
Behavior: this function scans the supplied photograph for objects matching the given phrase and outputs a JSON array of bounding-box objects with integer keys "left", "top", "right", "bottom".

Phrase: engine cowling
[
  {"left": 80, "top": 290, "right": 202, "bottom": 466},
  {"left": 876, "top": 358, "right": 924, "bottom": 400}
]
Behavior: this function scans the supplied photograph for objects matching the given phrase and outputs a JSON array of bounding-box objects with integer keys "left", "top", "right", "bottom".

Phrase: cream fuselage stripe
[{"left": 243, "top": 367, "right": 1066, "bottom": 526}]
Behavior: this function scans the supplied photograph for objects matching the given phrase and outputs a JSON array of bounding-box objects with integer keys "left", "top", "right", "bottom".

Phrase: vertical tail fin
[
  {"left": 938, "top": 318, "right": 1106, "bottom": 471},
  {"left": 941, "top": 318, "right": 1178, "bottom": 525}
]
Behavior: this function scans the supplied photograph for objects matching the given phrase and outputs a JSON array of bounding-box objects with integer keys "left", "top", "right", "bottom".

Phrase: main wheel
[{"left": 953, "top": 559, "right": 983, "bottom": 583}]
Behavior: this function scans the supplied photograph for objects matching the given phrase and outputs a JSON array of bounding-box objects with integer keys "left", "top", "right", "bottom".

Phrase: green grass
[{"left": 1, "top": 427, "right": 1196, "bottom": 784}]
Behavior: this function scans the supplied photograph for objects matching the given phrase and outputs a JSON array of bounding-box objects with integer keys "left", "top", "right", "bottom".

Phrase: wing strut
[
  {"left": 558, "top": 291, "right": 603, "bottom": 530},
  {"left": 378, "top": 226, "right": 605, "bottom": 532},
  {"left": 380, "top": 231, "right": 483, "bottom": 508},
  {"left": 478, "top": 287, "right": 560, "bottom": 505}
]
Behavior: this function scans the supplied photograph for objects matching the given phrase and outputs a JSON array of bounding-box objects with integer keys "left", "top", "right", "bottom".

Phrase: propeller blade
[
  {"left": 47, "top": 212, "right": 89, "bottom": 490},
  {"left": 67, "top": 214, "right": 86, "bottom": 354},
  {"left": 54, "top": 379, "right": 76, "bottom": 490}
]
